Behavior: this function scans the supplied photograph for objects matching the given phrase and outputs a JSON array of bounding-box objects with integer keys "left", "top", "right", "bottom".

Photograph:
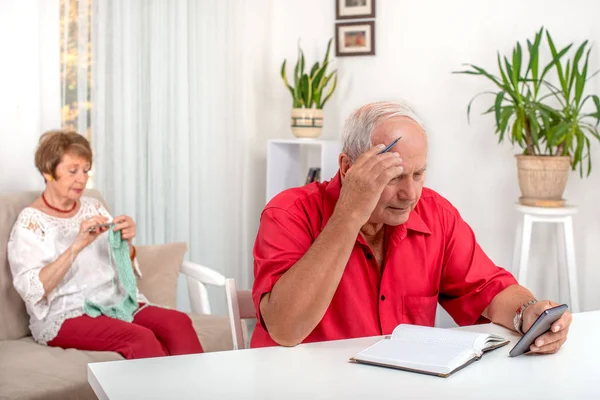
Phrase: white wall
[
  {"left": 255, "top": 0, "right": 600, "bottom": 313},
  {"left": 3, "top": 0, "right": 597, "bottom": 317},
  {"left": 0, "top": 0, "right": 60, "bottom": 192}
]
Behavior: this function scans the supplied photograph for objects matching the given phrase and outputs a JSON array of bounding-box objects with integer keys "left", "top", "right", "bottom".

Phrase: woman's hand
[
  {"left": 112, "top": 215, "right": 136, "bottom": 241},
  {"left": 73, "top": 216, "right": 110, "bottom": 253}
]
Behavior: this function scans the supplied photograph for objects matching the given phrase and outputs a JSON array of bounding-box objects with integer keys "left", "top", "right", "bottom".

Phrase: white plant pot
[{"left": 290, "top": 108, "right": 323, "bottom": 139}]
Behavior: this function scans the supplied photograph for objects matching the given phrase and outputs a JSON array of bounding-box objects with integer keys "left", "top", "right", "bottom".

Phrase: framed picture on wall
[
  {"left": 336, "top": 0, "right": 376, "bottom": 20},
  {"left": 335, "top": 21, "right": 375, "bottom": 56}
]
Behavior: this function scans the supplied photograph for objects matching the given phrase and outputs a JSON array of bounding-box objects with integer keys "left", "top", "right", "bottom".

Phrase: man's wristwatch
[{"left": 513, "top": 300, "right": 538, "bottom": 334}]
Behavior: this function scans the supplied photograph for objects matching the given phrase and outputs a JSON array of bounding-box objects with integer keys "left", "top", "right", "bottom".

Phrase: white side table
[{"left": 512, "top": 204, "right": 579, "bottom": 312}]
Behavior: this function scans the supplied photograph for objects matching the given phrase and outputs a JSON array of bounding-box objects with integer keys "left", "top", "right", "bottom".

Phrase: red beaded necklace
[{"left": 42, "top": 192, "right": 77, "bottom": 213}]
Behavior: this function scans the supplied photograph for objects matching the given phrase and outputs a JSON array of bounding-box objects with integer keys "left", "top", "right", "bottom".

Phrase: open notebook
[{"left": 350, "top": 324, "right": 509, "bottom": 378}]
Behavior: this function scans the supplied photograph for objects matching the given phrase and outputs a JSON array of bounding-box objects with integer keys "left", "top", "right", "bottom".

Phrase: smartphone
[
  {"left": 509, "top": 304, "right": 568, "bottom": 357},
  {"left": 87, "top": 222, "right": 114, "bottom": 233}
]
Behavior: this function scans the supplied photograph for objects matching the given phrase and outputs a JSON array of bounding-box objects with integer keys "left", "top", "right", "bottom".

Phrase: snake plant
[{"left": 281, "top": 38, "right": 338, "bottom": 109}]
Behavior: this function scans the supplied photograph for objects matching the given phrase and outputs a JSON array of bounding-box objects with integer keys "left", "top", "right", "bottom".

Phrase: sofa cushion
[
  {"left": 0, "top": 314, "right": 231, "bottom": 400},
  {"left": 0, "top": 336, "right": 122, "bottom": 400},
  {"left": 136, "top": 242, "right": 187, "bottom": 309},
  {"left": 188, "top": 312, "right": 233, "bottom": 353},
  {"left": 0, "top": 190, "right": 108, "bottom": 341}
]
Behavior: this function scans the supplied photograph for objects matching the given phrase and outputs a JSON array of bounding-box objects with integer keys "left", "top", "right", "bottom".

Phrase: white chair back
[
  {"left": 181, "top": 260, "right": 226, "bottom": 315},
  {"left": 225, "top": 278, "right": 255, "bottom": 349}
]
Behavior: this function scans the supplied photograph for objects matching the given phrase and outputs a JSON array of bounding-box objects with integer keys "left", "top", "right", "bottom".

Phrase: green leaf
[
  {"left": 315, "top": 70, "right": 335, "bottom": 106},
  {"left": 461, "top": 64, "right": 504, "bottom": 89},
  {"left": 581, "top": 123, "right": 600, "bottom": 143},
  {"left": 573, "top": 40, "right": 588, "bottom": 70},
  {"left": 322, "top": 37, "right": 333, "bottom": 68},
  {"left": 504, "top": 56, "right": 516, "bottom": 91},
  {"left": 529, "top": 28, "right": 543, "bottom": 83},
  {"left": 320, "top": 73, "right": 337, "bottom": 108},
  {"left": 541, "top": 43, "right": 572, "bottom": 81},
  {"left": 280, "top": 60, "right": 287, "bottom": 81},
  {"left": 567, "top": 43, "right": 585, "bottom": 100},
  {"left": 465, "top": 91, "right": 497, "bottom": 124},
  {"left": 575, "top": 49, "right": 591, "bottom": 109},
  {"left": 498, "top": 106, "right": 516, "bottom": 141},
  {"left": 543, "top": 30, "right": 573, "bottom": 92},
  {"left": 565, "top": 60, "right": 573, "bottom": 98},
  {"left": 587, "top": 68, "right": 600, "bottom": 82},
  {"left": 591, "top": 95, "right": 600, "bottom": 126},
  {"left": 546, "top": 121, "right": 570, "bottom": 148},
  {"left": 585, "top": 135, "right": 592, "bottom": 176},
  {"left": 513, "top": 42, "right": 523, "bottom": 88},
  {"left": 513, "top": 115, "right": 523, "bottom": 145},
  {"left": 280, "top": 60, "right": 296, "bottom": 100},
  {"left": 526, "top": 109, "right": 540, "bottom": 146},
  {"left": 313, "top": 61, "right": 330, "bottom": 90},
  {"left": 573, "top": 128, "right": 585, "bottom": 172},
  {"left": 529, "top": 40, "right": 540, "bottom": 94},
  {"left": 494, "top": 91, "right": 505, "bottom": 128},
  {"left": 293, "top": 56, "right": 300, "bottom": 89},
  {"left": 497, "top": 52, "right": 511, "bottom": 88},
  {"left": 300, "top": 75, "right": 311, "bottom": 107},
  {"left": 309, "top": 62, "right": 320, "bottom": 78}
]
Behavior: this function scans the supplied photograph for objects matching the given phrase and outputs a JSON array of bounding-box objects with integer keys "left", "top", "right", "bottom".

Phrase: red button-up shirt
[{"left": 251, "top": 173, "right": 517, "bottom": 348}]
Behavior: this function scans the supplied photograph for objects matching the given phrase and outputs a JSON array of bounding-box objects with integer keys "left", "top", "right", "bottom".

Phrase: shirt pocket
[{"left": 402, "top": 293, "right": 439, "bottom": 326}]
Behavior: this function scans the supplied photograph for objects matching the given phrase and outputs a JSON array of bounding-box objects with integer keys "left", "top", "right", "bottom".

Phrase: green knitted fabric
[{"left": 83, "top": 229, "right": 139, "bottom": 321}]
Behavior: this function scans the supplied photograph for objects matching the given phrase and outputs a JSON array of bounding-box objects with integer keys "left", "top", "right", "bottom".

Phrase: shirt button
[
  {"left": 380, "top": 295, "right": 386, "bottom": 301},
  {"left": 366, "top": 253, "right": 373, "bottom": 260}
]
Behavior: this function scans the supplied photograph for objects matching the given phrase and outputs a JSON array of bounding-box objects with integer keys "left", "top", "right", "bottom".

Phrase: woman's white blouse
[{"left": 7, "top": 197, "right": 147, "bottom": 344}]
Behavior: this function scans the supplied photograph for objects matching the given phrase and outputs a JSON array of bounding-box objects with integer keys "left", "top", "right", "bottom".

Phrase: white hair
[{"left": 341, "top": 101, "right": 426, "bottom": 162}]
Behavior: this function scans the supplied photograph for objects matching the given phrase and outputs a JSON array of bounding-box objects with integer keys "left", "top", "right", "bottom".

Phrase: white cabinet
[{"left": 266, "top": 139, "right": 341, "bottom": 203}]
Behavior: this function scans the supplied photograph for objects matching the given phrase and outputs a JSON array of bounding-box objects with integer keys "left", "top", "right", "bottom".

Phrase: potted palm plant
[
  {"left": 455, "top": 27, "right": 600, "bottom": 206},
  {"left": 281, "top": 38, "right": 338, "bottom": 139}
]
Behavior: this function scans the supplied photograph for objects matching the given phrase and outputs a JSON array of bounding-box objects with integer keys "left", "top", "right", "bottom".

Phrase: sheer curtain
[
  {"left": 92, "top": 0, "right": 272, "bottom": 313},
  {"left": 0, "top": 0, "right": 60, "bottom": 192}
]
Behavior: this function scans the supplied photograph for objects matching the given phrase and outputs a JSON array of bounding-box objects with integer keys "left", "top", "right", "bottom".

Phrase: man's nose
[{"left": 397, "top": 177, "right": 416, "bottom": 200}]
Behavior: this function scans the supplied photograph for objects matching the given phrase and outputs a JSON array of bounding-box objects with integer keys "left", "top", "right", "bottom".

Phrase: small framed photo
[
  {"left": 336, "top": 0, "right": 376, "bottom": 20},
  {"left": 335, "top": 21, "right": 375, "bottom": 56}
]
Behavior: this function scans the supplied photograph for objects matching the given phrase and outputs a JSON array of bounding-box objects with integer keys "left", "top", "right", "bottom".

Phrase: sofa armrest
[{"left": 180, "top": 260, "right": 226, "bottom": 315}]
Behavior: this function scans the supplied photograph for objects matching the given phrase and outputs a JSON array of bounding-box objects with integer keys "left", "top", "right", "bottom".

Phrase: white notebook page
[
  {"left": 391, "top": 325, "right": 483, "bottom": 349},
  {"left": 356, "top": 339, "right": 473, "bottom": 375}
]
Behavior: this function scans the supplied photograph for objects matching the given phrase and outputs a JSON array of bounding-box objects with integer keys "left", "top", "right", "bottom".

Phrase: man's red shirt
[{"left": 251, "top": 173, "right": 517, "bottom": 348}]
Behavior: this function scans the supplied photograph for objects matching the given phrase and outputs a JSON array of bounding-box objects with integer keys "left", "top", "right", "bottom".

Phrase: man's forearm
[
  {"left": 260, "top": 212, "right": 361, "bottom": 346},
  {"left": 483, "top": 284, "right": 536, "bottom": 331}
]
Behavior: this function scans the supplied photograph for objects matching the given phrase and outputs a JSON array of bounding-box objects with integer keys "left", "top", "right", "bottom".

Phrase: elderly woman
[{"left": 8, "top": 130, "right": 203, "bottom": 359}]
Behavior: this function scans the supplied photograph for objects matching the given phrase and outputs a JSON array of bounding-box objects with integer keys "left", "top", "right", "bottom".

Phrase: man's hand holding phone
[{"left": 520, "top": 300, "right": 572, "bottom": 355}]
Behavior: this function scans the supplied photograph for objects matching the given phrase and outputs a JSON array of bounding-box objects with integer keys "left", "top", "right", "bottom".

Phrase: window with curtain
[
  {"left": 60, "top": 0, "right": 93, "bottom": 186},
  {"left": 59, "top": 0, "right": 92, "bottom": 140}
]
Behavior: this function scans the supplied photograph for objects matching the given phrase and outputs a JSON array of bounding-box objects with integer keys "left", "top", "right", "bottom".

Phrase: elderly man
[{"left": 251, "top": 101, "right": 571, "bottom": 354}]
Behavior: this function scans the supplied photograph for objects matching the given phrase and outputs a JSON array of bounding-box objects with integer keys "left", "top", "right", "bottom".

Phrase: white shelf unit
[{"left": 266, "top": 139, "right": 341, "bottom": 203}]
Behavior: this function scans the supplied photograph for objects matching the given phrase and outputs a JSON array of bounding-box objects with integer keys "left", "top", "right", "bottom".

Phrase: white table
[{"left": 89, "top": 311, "right": 600, "bottom": 400}]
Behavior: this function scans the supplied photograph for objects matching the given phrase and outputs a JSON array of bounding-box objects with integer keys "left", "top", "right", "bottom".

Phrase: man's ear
[{"left": 339, "top": 153, "right": 351, "bottom": 180}]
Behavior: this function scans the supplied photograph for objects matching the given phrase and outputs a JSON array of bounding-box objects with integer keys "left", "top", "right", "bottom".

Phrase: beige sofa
[{"left": 0, "top": 190, "right": 233, "bottom": 400}]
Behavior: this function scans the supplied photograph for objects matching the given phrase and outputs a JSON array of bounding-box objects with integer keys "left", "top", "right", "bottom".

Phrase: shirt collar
[{"left": 321, "top": 171, "right": 432, "bottom": 236}]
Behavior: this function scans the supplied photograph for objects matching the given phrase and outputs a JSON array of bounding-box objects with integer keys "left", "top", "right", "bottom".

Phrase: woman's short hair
[
  {"left": 341, "top": 101, "right": 426, "bottom": 162},
  {"left": 35, "top": 130, "right": 93, "bottom": 179}
]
